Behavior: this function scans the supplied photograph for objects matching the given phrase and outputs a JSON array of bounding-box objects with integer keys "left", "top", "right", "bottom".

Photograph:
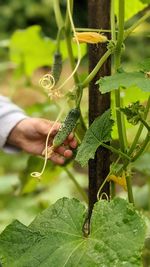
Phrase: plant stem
[
  {"left": 65, "top": 0, "right": 73, "bottom": 32},
  {"left": 132, "top": 132, "right": 150, "bottom": 162},
  {"left": 110, "top": 182, "right": 116, "bottom": 199},
  {"left": 64, "top": 167, "right": 88, "bottom": 203},
  {"left": 82, "top": 49, "right": 112, "bottom": 88},
  {"left": 140, "top": 117, "right": 150, "bottom": 132},
  {"left": 101, "top": 143, "right": 131, "bottom": 161},
  {"left": 53, "top": 0, "right": 64, "bottom": 29},
  {"left": 112, "top": 0, "right": 134, "bottom": 203},
  {"left": 65, "top": 34, "right": 80, "bottom": 84},
  {"left": 97, "top": 156, "right": 121, "bottom": 200},
  {"left": 56, "top": 27, "right": 64, "bottom": 52},
  {"left": 126, "top": 176, "right": 134, "bottom": 203},
  {"left": 127, "top": 96, "right": 150, "bottom": 155},
  {"left": 75, "top": 28, "right": 115, "bottom": 33},
  {"left": 110, "top": 0, "right": 116, "bottom": 42},
  {"left": 113, "top": 0, "right": 127, "bottom": 153},
  {"left": 124, "top": 10, "right": 150, "bottom": 39},
  {"left": 110, "top": 0, "right": 117, "bottom": 197}
]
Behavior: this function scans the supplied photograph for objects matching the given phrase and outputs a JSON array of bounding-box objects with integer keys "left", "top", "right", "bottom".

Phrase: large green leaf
[
  {"left": 10, "top": 25, "right": 55, "bottom": 76},
  {"left": 139, "top": 0, "right": 150, "bottom": 3},
  {"left": 75, "top": 109, "right": 114, "bottom": 167},
  {"left": 115, "top": 0, "right": 147, "bottom": 21},
  {"left": 0, "top": 198, "right": 146, "bottom": 267},
  {"left": 97, "top": 72, "right": 150, "bottom": 94}
]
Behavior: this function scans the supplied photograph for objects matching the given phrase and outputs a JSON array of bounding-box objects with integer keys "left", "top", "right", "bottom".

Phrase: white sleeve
[{"left": 0, "top": 96, "right": 28, "bottom": 148}]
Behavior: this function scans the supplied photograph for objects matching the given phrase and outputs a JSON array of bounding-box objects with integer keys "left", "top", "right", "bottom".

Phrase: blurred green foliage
[
  {"left": 0, "top": 0, "right": 88, "bottom": 40},
  {"left": 0, "top": 1, "right": 149, "bottom": 253}
]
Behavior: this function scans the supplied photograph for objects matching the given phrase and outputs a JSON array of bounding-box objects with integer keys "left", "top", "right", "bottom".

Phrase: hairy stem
[
  {"left": 82, "top": 49, "right": 112, "bottom": 88},
  {"left": 114, "top": 0, "right": 127, "bottom": 153},
  {"left": 101, "top": 143, "right": 131, "bottom": 161},
  {"left": 112, "top": 0, "right": 134, "bottom": 203}
]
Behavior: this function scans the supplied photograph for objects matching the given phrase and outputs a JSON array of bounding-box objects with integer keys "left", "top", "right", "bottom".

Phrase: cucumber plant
[{"left": 0, "top": 0, "right": 150, "bottom": 266}]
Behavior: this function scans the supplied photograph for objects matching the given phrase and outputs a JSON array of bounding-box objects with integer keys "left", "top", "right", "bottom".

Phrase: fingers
[
  {"left": 37, "top": 119, "right": 61, "bottom": 136},
  {"left": 49, "top": 152, "right": 65, "bottom": 165},
  {"left": 55, "top": 146, "right": 73, "bottom": 158}
]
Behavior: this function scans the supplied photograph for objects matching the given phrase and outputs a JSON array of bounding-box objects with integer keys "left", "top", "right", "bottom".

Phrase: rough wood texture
[{"left": 88, "top": 0, "right": 111, "bottom": 218}]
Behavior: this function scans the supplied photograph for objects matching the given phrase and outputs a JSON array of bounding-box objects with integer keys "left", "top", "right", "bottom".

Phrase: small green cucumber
[
  {"left": 53, "top": 108, "right": 80, "bottom": 148},
  {"left": 51, "top": 52, "right": 62, "bottom": 84}
]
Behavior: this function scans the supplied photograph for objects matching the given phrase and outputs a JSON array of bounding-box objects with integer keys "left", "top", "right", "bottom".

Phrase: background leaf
[
  {"left": 139, "top": 0, "right": 150, "bottom": 3},
  {"left": 139, "top": 58, "right": 150, "bottom": 72},
  {"left": 0, "top": 198, "right": 146, "bottom": 267},
  {"left": 75, "top": 109, "right": 114, "bottom": 167},
  {"left": 10, "top": 25, "right": 55, "bottom": 77},
  {"left": 115, "top": 0, "right": 147, "bottom": 21},
  {"left": 97, "top": 72, "right": 150, "bottom": 93}
]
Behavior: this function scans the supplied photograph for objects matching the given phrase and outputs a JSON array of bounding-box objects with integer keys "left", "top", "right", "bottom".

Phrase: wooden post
[{"left": 88, "top": 0, "right": 111, "bottom": 218}]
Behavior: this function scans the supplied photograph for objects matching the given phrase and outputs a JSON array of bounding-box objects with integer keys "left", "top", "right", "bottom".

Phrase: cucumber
[
  {"left": 51, "top": 52, "right": 62, "bottom": 84},
  {"left": 53, "top": 108, "right": 80, "bottom": 148}
]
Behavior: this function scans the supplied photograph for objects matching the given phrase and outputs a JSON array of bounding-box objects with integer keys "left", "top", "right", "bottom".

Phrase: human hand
[{"left": 7, "top": 118, "right": 77, "bottom": 165}]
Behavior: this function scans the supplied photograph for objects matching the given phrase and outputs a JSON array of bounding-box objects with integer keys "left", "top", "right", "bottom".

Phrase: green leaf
[
  {"left": 0, "top": 198, "right": 146, "bottom": 267},
  {"left": 115, "top": 0, "right": 147, "bottom": 21},
  {"left": 139, "top": 58, "right": 150, "bottom": 72},
  {"left": 97, "top": 72, "right": 150, "bottom": 94},
  {"left": 132, "top": 152, "right": 150, "bottom": 176},
  {"left": 139, "top": 0, "right": 150, "bottom": 3},
  {"left": 10, "top": 25, "right": 55, "bottom": 77},
  {"left": 75, "top": 109, "right": 114, "bottom": 167}
]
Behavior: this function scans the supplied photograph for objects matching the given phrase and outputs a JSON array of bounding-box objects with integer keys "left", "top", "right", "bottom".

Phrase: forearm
[{"left": 0, "top": 96, "right": 28, "bottom": 148}]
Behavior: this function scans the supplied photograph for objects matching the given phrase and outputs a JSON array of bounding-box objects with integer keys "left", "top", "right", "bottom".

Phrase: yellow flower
[
  {"left": 73, "top": 32, "right": 108, "bottom": 44},
  {"left": 107, "top": 173, "right": 127, "bottom": 191}
]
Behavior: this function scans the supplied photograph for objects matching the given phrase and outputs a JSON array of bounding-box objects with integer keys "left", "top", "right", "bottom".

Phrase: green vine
[{"left": 51, "top": 0, "right": 150, "bottom": 205}]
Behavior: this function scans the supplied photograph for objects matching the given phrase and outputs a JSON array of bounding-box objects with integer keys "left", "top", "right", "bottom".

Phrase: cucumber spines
[
  {"left": 53, "top": 108, "right": 80, "bottom": 148},
  {"left": 51, "top": 52, "right": 62, "bottom": 85}
]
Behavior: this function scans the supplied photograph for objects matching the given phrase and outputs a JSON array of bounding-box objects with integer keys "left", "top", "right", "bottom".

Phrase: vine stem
[
  {"left": 82, "top": 49, "right": 112, "bottom": 88},
  {"left": 132, "top": 132, "right": 150, "bottom": 162},
  {"left": 111, "top": 0, "right": 134, "bottom": 203},
  {"left": 110, "top": 0, "right": 116, "bottom": 197},
  {"left": 74, "top": 6, "right": 150, "bottom": 90},
  {"left": 97, "top": 157, "right": 121, "bottom": 200},
  {"left": 124, "top": 10, "right": 150, "bottom": 39},
  {"left": 53, "top": 0, "right": 64, "bottom": 29},
  {"left": 128, "top": 96, "right": 150, "bottom": 155},
  {"left": 65, "top": 35, "right": 80, "bottom": 85},
  {"left": 64, "top": 167, "right": 88, "bottom": 203},
  {"left": 140, "top": 118, "right": 150, "bottom": 132},
  {"left": 101, "top": 143, "right": 131, "bottom": 161},
  {"left": 114, "top": 0, "right": 127, "bottom": 153},
  {"left": 75, "top": 28, "right": 117, "bottom": 33},
  {"left": 126, "top": 176, "right": 134, "bottom": 204}
]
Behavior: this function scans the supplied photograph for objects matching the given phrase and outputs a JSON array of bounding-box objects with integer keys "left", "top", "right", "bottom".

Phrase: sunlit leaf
[
  {"left": 139, "top": 0, "right": 150, "bottom": 3},
  {"left": 115, "top": 0, "right": 147, "bottom": 21},
  {"left": 10, "top": 25, "right": 55, "bottom": 77},
  {"left": 75, "top": 110, "right": 114, "bottom": 166},
  {"left": 0, "top": 198, "right": 146, "bottom": 267},
  {"left": 97, "top": 72, "right": 150, "bottom": 93}
]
